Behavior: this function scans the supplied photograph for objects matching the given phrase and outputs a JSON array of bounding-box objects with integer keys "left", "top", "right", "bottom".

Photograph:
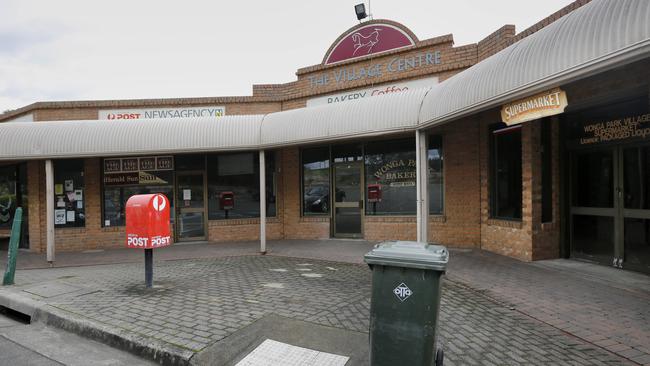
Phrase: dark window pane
[
  {"left": 207, "top": 152, "right": 276, "bottom": 220},
  {"left": 541, "top": 119, "right": 553, "bottom": 222},
  {"left": 365, "top": 138, "right": 416, "bottom": 215},
  {"left": 103, "top": 185, "right": 174, "bottom": 227},
  {"left": 428, "top": 135, "right": 443, "bottom": 215},
  {"left": 175, "top": 154, "right": 204, "bottom": 171},
  {"left": 302, "top": 147, "right": 330, "bottom": 215},
  {"left": 54, "top": 159, "right": 85, "bottom": 228},
  {"left": 624, "top": 147, "right": 650, "bottom": 210},
  {"left": 572, "top": 215, "right": 614, "bottom": 259},
  {"left": 0, "top": 165, "right": 17, "bottom": 229},
  {"left": 624, "top": 218, "right": 650, "bottom": 271},
  {"left": 490, "top": 126, "right": 522, "bottom": 219},
  {"left": 572, "top": 151, "right": 614, "bottom": 208}
]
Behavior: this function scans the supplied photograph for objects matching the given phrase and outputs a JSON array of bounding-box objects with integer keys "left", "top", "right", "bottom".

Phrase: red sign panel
[
  {"left": 325, "top": 23, "right": 415, "bottom": 65},
  {"left": 126, "top": 194, "right": 171, "bottom": 249}
]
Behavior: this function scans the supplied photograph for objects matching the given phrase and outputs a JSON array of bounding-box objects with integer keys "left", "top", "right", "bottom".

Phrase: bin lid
[{"left": 363, "top": 241, "right": 448, "bottom": 271}]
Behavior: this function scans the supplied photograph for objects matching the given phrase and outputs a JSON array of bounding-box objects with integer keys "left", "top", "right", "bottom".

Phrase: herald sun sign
[{"left": 125, "top": 194, "right": 171, "bottom": 249}]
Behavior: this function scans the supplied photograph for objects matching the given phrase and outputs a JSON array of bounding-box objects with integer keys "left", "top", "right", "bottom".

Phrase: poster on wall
[
  {"left": 54, "top": 210, "right": 66, "bottom": 225},
  {"left": 64, "top": 180, "right": 74, "bottom": 192},
  {"left": 55, "top": 184, "right": 63, "bottom": 195}
]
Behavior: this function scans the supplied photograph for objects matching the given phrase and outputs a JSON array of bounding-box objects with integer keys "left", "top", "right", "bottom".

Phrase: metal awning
[
  {"left": 0, "top": 0, "right": 648, "bottom": 161},
  {"left": 418, "top": 0, "right": 650, "bottom": 127},
  {"left": 0, "top": 115, "right": 264, "bottom": 160}
]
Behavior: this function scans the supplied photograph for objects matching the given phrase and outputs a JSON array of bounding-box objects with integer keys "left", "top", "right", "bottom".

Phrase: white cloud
[{"left": 0, "top": 0, "right": 575, "bottom": 112}]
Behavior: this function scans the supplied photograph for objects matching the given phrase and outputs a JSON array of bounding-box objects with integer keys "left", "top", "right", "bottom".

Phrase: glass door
[
  {"left": 570, "top": 148, "right": 617, "bottom": 265},
  {"left": 621, "top": 145, "right": 650, "bottom": 273},
  {"left": 176, "top": 172, "right": 206, "bottom": 241},
  {"left": 570, "top": 145, "right": 650, "bottom": 273},
  {"left": 333, "top": 161, "right": 363, "bottom": 238}
]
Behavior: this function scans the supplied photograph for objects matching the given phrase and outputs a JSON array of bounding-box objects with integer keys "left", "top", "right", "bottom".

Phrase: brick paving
[
  {"left": 2, "top": 255, "right": 636, "bottom": 365},
  {"left": 446, "top": 249, "right": 650, "bottom": 365}
]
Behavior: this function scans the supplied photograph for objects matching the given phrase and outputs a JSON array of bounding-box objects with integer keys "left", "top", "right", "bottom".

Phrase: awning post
[
  {"left": 45, "top": 159, "right": 55, "bottom": 263},
  {"left": 415, "top": 130, "right": 429, "bottom": 243},
  {"left": 259, "top": 150, "right": 267, "bottom": 254}
]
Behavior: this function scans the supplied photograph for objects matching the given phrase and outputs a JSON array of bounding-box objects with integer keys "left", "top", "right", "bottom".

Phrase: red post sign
[
  {"left": 125, "top": 194, "right": 171, "bottom": 249},
  {"left": 367, "top": 184, "right": 382, "bottom": 203}
]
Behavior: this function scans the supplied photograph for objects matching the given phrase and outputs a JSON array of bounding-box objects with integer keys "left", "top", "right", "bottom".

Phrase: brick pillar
[{"left": 27, "top": 161, "right": 44, "bottom": 252}]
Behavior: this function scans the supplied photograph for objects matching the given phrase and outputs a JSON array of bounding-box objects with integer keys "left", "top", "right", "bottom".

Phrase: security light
[{"left": 355, "top": 4, "right": 367, "bottom": 21}]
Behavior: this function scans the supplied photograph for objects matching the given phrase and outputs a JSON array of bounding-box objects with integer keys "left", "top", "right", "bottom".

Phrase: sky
[{"left": 0, "top": 0, "right": 575, "bottom": 113}]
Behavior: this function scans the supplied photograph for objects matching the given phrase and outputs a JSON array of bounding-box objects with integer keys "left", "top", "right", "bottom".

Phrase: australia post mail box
[
  {"left": 126, "top": 193, "right": 171, "bottom": 249},
  {"left": 220, "top": 191, "right": 234, "bottom": 210},
  {"left": 367, "top": 184, "right": 382, "bottom": 202}
]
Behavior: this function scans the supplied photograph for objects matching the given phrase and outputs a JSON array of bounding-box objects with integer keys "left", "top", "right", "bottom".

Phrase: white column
[
  {"left": 45, "top": 159, "right": 55, "bottom": 263},
  {"left": 259, "top": 150, "right": 267, "bottom": 254},
  {"left": 415, "top": 130, "right": 429, "bottom": 243}
]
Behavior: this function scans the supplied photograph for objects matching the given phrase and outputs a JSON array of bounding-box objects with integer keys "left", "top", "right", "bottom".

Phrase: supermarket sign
[{"left": 99, "top": 106, "right": 225, "bottom": 120}]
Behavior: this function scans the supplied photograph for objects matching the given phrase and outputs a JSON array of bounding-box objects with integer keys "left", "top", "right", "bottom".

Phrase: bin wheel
[{"left": 435, "top": 348, "right": 444, "bottom": 366}]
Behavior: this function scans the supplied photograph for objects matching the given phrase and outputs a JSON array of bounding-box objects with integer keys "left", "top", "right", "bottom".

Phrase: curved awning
[
  {"left": 0, "top": 0, "right": 649, "bottom": 161},
  {"left": 261, "top": 88, "right": 427, "bottom": 147},
  {"left": 418, "top": 0, "right": 650, "bottom": 127},
  {"left": 0, "top": 115, "right": 264, "bottom": 160}
]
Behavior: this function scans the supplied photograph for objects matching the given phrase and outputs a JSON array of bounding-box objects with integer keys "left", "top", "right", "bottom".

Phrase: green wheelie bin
[{"left": 364, "top": 241, "right": 448, "bottom": 366}]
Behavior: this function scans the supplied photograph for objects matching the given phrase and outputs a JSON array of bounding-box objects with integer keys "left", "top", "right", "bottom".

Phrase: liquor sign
[
  {"left": 307, "top": 77, "right": 438, "bottom": 107},
  {"left": 99, "top": 106, "right": 225, "bottom": 120},
  {"left": 501, "top": 88, "right": 568, "bottom": 126}
]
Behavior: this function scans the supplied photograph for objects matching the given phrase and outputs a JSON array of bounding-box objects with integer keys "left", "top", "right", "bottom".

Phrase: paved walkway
[{"left": 0, "top": 240, "right": 649, "bottom": 365}]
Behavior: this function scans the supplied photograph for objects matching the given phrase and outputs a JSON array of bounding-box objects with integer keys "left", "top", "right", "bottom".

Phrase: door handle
[{"left": 359, "top": 200, "right": 364, "bottom": 210}]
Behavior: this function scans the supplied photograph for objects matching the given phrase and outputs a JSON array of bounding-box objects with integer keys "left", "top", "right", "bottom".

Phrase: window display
[
  {"left": 207, "top": 152, "right": 276, "bottom": 220},
  {"left": 54, "top": 160, "right": 85, "bottom": 228},
  {"left": 302, "top": 147, "right": 330, "bottom": 215}
]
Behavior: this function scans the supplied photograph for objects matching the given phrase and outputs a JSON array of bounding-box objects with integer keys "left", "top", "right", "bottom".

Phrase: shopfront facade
[{"left": 1, "top": 0, "right": 649, "bottom": 274}]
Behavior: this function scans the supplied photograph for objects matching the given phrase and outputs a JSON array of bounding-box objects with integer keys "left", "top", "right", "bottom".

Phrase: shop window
[
  {"left": 0, "top": 165, "right": 18, "bottom": 229},
  {"left": 541, "top": 119, "right": 553, "bottom": 222},
  {"left": 365, "top": 138, "right": 416, "bottom": 215},
  {"left": 490, "top": 125, "right": 522, "bottom": 220},
  {"left": 102, "top": 156, "right": 174, "bottom": 227},
  {"left": 207, "top": 152, "right": 276, "bottom": 220},
  {"left": 54, "top": 159, "right": 85, "bottom": 228},
  {"left": 302, "top": 147, "right": 331, "bottom": 215},
  {"left": 428, "top": 135, "right": 444, "bottom": 215}
]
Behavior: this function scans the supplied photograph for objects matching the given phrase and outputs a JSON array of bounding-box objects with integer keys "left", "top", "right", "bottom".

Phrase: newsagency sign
[
  {"left": 99, "top": 106, "right": 225, "bottom": 121},
  {"left": 501, "top": 88, "right": 568, "bottom": 126}
]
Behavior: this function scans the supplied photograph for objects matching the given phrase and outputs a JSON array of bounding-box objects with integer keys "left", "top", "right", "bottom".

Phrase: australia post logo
[
  {"left": 152, "top": 194, "right": 167, "bottom": 212},
  {"left": 324, "top": 23, "right": 416, "bottom": 65}
]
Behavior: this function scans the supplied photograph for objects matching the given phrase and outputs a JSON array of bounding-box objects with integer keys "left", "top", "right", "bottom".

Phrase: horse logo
[{"left": 351, "top": 28, "right": 381, "bottom": 56}]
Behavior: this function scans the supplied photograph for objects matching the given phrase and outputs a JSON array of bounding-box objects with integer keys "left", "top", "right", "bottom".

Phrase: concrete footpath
[{"left": 0, "top": 240, "right": 648, "bottom": 365}]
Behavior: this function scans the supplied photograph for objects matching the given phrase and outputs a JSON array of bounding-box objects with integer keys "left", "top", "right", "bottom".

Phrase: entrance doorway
[
  {"left": 332, "top": 144, "right": 363, "bottom": 238},
  {"left": 176, "top": 172, "right": 207, "bottom": 241},
  {"left": 570, "top": 145, "right": 650, "bottom": 273}
]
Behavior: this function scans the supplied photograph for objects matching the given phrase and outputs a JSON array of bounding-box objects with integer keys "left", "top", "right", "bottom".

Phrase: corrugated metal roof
[
  {"left": 0, "top": 0, "right": 648, "bottom": 161},
  {"left": 261, "top": 89, "right": 427, "bottom": 147},
  {"left": 418, "top": 0, "right": 650, "bottom": 127},
  {"left": 0, "top": 115, "right": 264, "bottom": 160}
]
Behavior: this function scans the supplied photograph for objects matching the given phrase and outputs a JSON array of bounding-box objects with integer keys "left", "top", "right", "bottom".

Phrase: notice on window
[
  {"left": 66, "top": 211, "right": 75, "bottom": 222},
  {"left": 65, "top": 180, "right": 74, "bottom": 192},
  {"left": 74, "top": 189, "right": 83, "bottom": 201},
  {"left": 183, "top": 189, "right": 191, "bottom": 200},
  {"left": 54, "top": 210, "right": 66, "bottom": 225},
  {"left": 55, "top": 184, "right": 63, "bottom": 195}
]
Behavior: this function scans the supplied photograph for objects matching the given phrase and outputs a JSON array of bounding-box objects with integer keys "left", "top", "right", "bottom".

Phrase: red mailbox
[
  {"left": 367, "top": 184, "right": 382, "bottom": 203},
  {"left": 220, "top": 191, "right": 234, "bottom": 210},
  {"left": 126, "top": 193, "right": 171, "bottom": 249}
]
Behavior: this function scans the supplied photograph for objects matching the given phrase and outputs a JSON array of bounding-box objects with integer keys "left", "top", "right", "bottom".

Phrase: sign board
[
  {"left": 126, "top": 194, "right": 171, "bottom": 249},
  {"left": 99, "top": 106, "right": 225, "bottom": 120},
  {"left": 103, "top": 156, "right": 173, "bottom": 186},
  {"left": 324, "top": 23, "right": 416, "bottom": 65},
  {"left": 501, "top": 88, "right": 568, "bottom": 126},
  {"left": 307, "top": 76, "right": 438, "bottom": 107}
]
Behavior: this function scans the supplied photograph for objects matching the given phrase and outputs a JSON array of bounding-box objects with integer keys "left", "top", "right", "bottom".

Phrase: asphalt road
[{"left": 0, "top": 308, "right": 154, "bottom": 366}]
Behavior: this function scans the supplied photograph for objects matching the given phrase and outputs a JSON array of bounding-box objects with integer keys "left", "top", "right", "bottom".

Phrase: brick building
[{"left": 1, "top": 0, "right": 649, "bottom": 274}]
